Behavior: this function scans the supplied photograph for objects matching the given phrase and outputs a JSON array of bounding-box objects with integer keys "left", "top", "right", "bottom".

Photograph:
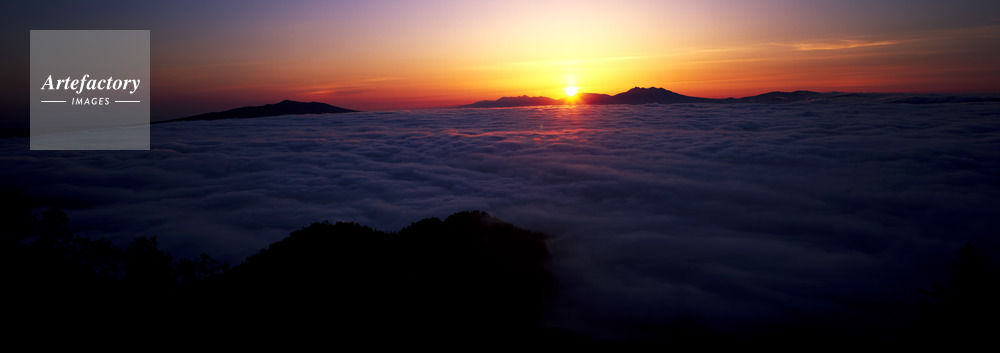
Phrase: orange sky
[{"left": 4, "top": 0, "right": 1000, "bottom": 121}]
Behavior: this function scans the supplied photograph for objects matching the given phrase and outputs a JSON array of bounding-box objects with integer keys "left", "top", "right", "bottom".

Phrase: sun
[{"left": 564, "top": 86, "right": 579, "bottom": 97}]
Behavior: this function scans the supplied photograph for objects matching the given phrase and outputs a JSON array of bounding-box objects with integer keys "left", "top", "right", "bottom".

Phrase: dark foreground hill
[
  {"left": 5, "top": 190, "right": 998, "bottom": 348},
  {"left": 1, "top": 193, "right": 560, "bottom": 345},
  {"left": 158, "top": 99, "right": 358, "bottom": 123},
  {"left": 202, "top": 211, "right": 555, "bottom": 343}
]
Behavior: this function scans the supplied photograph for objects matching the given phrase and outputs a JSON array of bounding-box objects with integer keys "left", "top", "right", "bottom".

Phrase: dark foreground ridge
[
  {"left": 2, "top": 191, "right": 564, "bottom": 346},
  {"left": 459, "top": 87, "right": 1000, "bottom": 108},
  {"left": 158, "top": 99, "right": 358, "bottom": 123},
  {"left": 4, "top": 189, "right": 999, "bottom": 348},
  {"left": 211, "top": 210, "right": 555, "bottom": 344}
]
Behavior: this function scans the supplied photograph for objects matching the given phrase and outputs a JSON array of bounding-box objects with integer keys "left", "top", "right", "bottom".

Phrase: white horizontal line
[
  {"left": 40, "top": 100, "right": 66, "bottom": 103},
  {"left": 115, "top": 101, "right": 141, "bottom": 103}
]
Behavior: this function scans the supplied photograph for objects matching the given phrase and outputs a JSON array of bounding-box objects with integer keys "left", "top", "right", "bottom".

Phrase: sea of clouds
[{"left": 2, "top": 102, "right": 999, "bottom": 338}]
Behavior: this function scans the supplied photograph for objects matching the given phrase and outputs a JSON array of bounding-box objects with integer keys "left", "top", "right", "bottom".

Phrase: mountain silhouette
[
  {"left": 158, "top": 100, "right": 358, "bottom": 123},
  {"left": 459, "top": 87, "right": 1000, "bottom": 108},
  {"left": 737, "top": 90, "right": 824, "bottom": 104},
  {"left": 2, "top": 194, "right": 557, "bottom": 345},
  {"left": 610, "top": 86, "right": 720, "bottom": 104},
  {"left": 192, "top": 210, "right": 554, "bottom": 344},
  {"left": 573, "top": 92, "right": 616, "bottom": 104},
  {"left": 460, "top": 95, "right": 564, "bottom": 108},
  {"left": 460, "top": 87, "right": 726, "bottom": 108}
]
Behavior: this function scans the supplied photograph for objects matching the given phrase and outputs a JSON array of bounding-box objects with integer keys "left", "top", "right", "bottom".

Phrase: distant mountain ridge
[
  {"left": 738, "top": 90, "right": 824, "bottom": 104},
  {"left": 605, "top": 87, "right": 718, "bottom": 104},
  {"left": 459, "top": 87, "right": 716, "bottom": 108},
  {"left": 462, "top": 95, "right": 564, "bottom": 108},
  {"left": 459, "top": 87, "right": 1000, "bottom": 108},
  {"left": 159, "top": 100, "right": 358, "bottom": 123}
]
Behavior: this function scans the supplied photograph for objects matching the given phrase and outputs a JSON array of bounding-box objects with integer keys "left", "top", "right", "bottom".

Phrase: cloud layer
[{"left": 3, "top": 102, "right": 999, "bottom": 338}]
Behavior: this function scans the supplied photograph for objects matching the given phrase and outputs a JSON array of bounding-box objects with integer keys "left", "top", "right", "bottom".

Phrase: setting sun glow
[{"left": 23, "top": 0, "right": 993, "bottom": 121}]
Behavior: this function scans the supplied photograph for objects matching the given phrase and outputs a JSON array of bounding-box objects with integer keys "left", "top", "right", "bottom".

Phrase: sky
[{"left": 2, "top": 0, "right": 999, "bottom": 122}]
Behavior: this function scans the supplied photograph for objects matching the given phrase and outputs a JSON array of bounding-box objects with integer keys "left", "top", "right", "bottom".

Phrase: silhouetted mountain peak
[
  {"left": 610, "top": 86, "right": 717, "bottom": 104},
  {"left": 462, "top": 86, "right": 720, "bottom": 108},
  {"left": 459, "top": 95, "right": 562, "bottom": 108},
  {"left": 159, "top": 100, "right": 358, "bottom": 123},
  {"left": 624, "top": 86, "right": 672, "bottom": 94},
  {"left": 459, "top": 87, "right": 1000, "bottom": 109},
  {"left": 738, "top": 90, "right": 825, "bottom": 103}
]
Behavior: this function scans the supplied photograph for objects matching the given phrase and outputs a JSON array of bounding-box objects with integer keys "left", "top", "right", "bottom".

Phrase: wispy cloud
[
  {"left": 487, "top": 55, "right": 656, "bottom": 69},
  {"left": 790, "top": 39, "right": 905, "bottom": 51},
  {"left": 293, "top": 77, "right": 402, "bottom": 96}
]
